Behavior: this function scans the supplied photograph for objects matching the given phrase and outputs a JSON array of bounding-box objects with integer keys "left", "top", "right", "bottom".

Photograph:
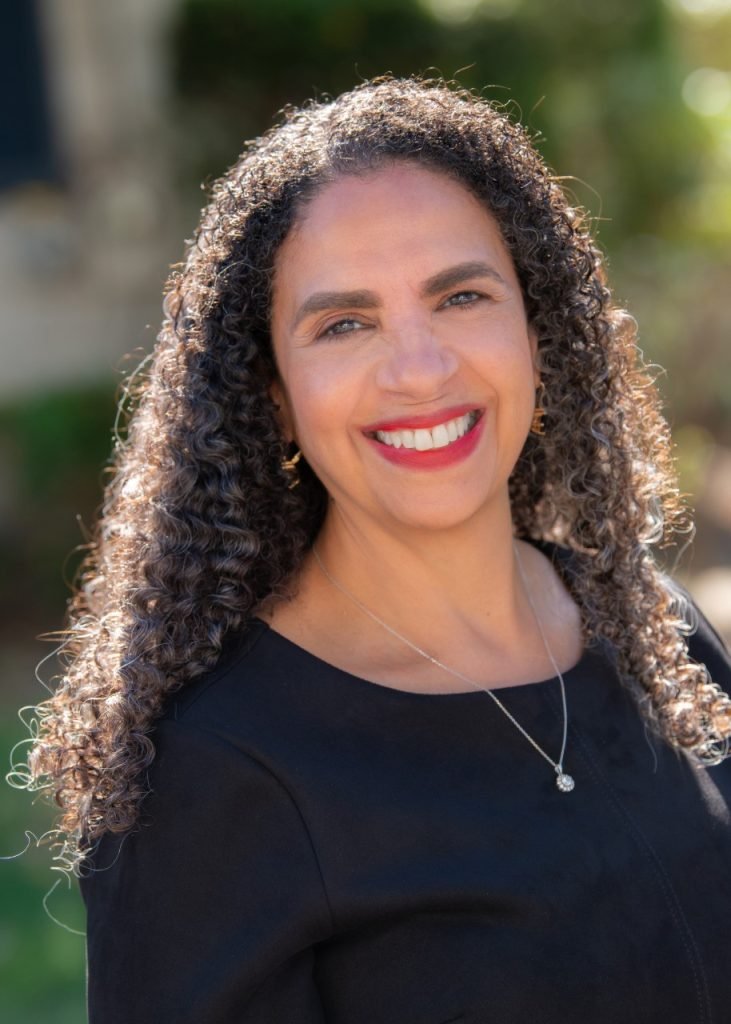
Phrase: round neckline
[
  {"left": 253, "top": 615, "right": 595, "bottom": 702},
  {"left": 251, "top": 536, "right": 594, "bottom": 702}
]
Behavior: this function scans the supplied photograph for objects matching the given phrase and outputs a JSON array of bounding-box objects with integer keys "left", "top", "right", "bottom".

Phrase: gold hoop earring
[
  {"left": 281, "top": 448, "right": 302, "bottom": 472},
  {"left": 281, "top": 445, "right": 302, "bottom": 488},
  {"left": 530, "top": 382, "right": 546, "bottom": 436}
]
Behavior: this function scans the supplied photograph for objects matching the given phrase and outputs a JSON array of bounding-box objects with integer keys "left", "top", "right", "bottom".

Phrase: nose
[{"left": 375, "top": 317, "right": 459, "bottom": 397}]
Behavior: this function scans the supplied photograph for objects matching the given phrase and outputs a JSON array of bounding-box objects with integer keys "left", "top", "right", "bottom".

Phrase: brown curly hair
[{"left": 14, "top": 75, "right": 731, "bottom": 874}]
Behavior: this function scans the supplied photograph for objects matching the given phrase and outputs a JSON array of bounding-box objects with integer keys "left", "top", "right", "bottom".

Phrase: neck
[{"left": 309, "top": 493, "right": 540, "bottom": 663}]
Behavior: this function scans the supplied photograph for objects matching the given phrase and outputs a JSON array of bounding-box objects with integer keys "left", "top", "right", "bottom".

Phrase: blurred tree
[
  {"left": 170, "top": 0, "right": 731, "bottom": 445},
  {"left": 0, "top": 385, "right": 117, "bottom": 630},
  {"left": 172, "top": 0, "right": 709, "bottom": 242}
]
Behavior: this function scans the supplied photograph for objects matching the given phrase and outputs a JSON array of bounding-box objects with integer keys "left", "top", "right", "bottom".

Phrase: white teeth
[
  {"left": 374, "top": 411, "right": 478, "bottom": 450},
  {"left": 431, "top": 424, "right": 450, "bottom": 448}
]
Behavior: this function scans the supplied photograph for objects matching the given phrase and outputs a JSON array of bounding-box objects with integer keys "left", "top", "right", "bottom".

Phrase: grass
[{"left": 0, "top": 720, "right": 86, "bottom": 1023}]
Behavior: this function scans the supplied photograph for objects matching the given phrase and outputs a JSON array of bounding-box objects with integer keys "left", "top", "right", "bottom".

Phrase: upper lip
[{"left": 362, "top": 404, "right": 481, "bottom": 434}]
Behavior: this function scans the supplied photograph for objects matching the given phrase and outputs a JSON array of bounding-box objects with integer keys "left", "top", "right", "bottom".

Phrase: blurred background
[{"left": 1, "top": 0, "right": 730, "bottom": 1019}]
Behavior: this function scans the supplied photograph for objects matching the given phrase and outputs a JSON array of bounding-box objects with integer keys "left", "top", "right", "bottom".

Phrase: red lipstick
[
  {"left": 363, "top": 408, "right": 485, "bottom": 471},
  {"left": 362, "top": 403, "right": 478, "bottom": 433}
]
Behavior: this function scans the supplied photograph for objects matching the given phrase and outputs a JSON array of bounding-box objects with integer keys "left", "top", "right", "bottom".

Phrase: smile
[
  {"left": 363, "top": 407, "right": 485, "bottom": 471},
  {"left": 371, "top": 410, "right": 480, "bottom": 450}
]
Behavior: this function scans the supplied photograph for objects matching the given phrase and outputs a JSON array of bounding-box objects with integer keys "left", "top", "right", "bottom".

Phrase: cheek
[
  {"left": 284, "top": 358, "right": 357, "bottom": 449},
  {"left": 458, "top": 319, "right": 536, "bottom": 385}
]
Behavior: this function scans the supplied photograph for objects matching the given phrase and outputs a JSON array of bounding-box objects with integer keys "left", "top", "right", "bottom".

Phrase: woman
[{"left": 24, "top": 77, "right": 731, "bottom": 1022}]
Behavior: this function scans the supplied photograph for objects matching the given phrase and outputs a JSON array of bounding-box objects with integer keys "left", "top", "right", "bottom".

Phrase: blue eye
[
  {"left": 443, "top": 290, "right": 483, "bottom": 308},
  {"left": 319, "top": 318, "right": 368, "bottom": 339}
]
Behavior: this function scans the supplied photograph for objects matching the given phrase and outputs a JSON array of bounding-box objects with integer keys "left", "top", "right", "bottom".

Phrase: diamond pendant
[{"left": 556, "top": 772, "right": 575, "bottom": 793}]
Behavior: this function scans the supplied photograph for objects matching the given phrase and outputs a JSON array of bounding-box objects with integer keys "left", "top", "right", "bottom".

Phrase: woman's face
[{"left": 270, "top": 162, "right": 539, "bottom": 533}]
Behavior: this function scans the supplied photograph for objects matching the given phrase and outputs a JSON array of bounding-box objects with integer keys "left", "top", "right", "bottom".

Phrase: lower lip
[{"left": 364, "top": 413, "right": 485, "bottom": 470}]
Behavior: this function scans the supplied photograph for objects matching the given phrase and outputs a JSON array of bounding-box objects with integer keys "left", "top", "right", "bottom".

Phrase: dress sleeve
[{"left": 79, "top": 718, "right": 333, "bottom": 1024}]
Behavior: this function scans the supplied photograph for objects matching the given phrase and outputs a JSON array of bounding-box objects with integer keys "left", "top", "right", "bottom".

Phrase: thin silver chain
[{"left": 312, "top": 541, "right": 572, "bottom": 787}]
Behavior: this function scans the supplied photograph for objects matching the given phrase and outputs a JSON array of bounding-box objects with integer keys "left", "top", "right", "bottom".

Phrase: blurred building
[{"left": 0, "top": 0, "right": 181, "bottom": 398}]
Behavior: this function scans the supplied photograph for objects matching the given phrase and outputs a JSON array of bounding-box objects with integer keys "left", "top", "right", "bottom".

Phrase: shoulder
[
  {"left": 162, "top": 619, "right": 271, "bottom": 722},
  {"left": 79, "top": 693, "right": 333, "bottom": 1021},
  {"left": 153, "top": 617, "right": 333, "bottom": 772},
  {"left": 79, "top": 640, "right": 335, "bottom": 921},
  {"left": 161, "top": 618, "right": 298, "bottom": 730}
]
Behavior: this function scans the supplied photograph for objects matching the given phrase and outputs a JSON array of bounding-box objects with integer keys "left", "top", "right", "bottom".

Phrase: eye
[
  {"left": 318, "top": 317, "right": 369, "bottom": 340},
  {"left": 441, "top": 290, "right": 484, "bottom": 309}
]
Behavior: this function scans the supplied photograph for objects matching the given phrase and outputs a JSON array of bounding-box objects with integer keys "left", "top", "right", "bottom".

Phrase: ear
[{"left": 269, "top": 377, "right": 296, "bottom": 444}]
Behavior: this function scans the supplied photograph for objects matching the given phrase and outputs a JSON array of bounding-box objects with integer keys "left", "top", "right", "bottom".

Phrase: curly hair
[{"left": 15, "top": 75, "right": 731, "bottom": 873}]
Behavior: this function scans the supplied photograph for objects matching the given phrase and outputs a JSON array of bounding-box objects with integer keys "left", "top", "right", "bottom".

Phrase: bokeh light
[{"left": 682, "top": 67, "right": 731, "bottom": 115}]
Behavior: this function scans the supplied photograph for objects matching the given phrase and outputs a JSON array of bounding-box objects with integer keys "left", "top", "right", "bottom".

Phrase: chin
[{"left": 379, "top": 496, "right": 494, "bottom": 534}]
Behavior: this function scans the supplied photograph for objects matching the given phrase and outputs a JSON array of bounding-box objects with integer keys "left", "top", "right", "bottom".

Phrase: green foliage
[
  {"left": 0, "top": 388, "right": 108, "bottom": 1018},
  {"left": 171, "top": 0, "right": 710, "bottom": 244},
  {"left": 0, "top": 386, "right": 115, "bottom": 495},
  {"left": 0, "top": 383, "right": 117, "bottom": 632},
  {"left": 0, "top": 727, "right": 85, "bottom": 1024}
]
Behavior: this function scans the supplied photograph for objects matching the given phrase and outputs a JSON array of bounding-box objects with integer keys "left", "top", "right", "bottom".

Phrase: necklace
[{"left": 312, "top": 542, "right": 575, "bottom": 793}]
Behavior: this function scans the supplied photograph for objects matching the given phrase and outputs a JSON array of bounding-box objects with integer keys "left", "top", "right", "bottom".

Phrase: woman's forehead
[
  {"left": 293, "top": 161, "right": 482, "bottom": 227},
  {"left": 275, "top": 163, "right": 513, "bottom": 283},
  {"left": 269, "top": 164, "right": 524, "bottom": 339}
]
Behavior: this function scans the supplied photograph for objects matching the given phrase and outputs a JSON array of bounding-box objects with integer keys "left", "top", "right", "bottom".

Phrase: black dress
[{"left": 80, "top": 542, "right": 731, "bottom": 1023}]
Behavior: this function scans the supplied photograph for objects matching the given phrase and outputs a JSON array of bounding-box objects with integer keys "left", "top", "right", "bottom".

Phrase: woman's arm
[{"left": 79, "top": 719, "right": 333, "bottom": 1023}]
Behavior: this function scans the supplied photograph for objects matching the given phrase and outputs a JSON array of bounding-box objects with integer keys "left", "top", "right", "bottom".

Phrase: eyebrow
[
  {"left": 421, "top": 260, "right": 506, "bottom": 297},
  {"left": 291, "top": 260, "right": 507, "bottom": 331}
]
